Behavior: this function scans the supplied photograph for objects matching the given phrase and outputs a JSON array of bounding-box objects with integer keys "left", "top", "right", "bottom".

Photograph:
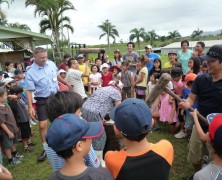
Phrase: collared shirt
[{"left": 26, "top": 60, "right": 59, "bottom": 98}]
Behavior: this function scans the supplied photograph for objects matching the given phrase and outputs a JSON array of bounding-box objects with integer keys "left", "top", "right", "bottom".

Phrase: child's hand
[
  {"left": 190, "top": 109, "right": 198, "bottom": 118},
  {"left": 8, "top": 131, "right": 14, "bottom": 139}
]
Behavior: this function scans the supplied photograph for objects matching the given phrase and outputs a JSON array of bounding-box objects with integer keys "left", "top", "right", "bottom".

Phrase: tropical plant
[
  {"left": 98, "top": 19, "right": 119, "bottom": 52},
  {"left": 191, "top": 28, "right": 203, "bottom": 39},
  {"left": 0, "top": 0, "right": 14, "bottom": 25},
  {"left": 168, "top": 30, "right": 181, "bottom": 39},
  {"left": 25, "top": 0, "right": 75, "bottom": 60},
  {"left": 129, "top": 28, "right": 146, "bottom": 50},
  {"left": 8, "top": 22, "right": 31, "bottom": 31},
  {"left": 146, "top": 30, "right": 158, "bottom": 46}
]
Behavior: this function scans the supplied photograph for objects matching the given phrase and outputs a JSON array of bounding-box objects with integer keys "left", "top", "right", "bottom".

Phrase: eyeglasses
[{"left": 207, "top": 51, "right": 222, "bottom": 59}]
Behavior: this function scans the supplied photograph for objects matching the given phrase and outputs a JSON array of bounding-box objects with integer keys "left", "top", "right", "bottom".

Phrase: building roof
[{"left": 162, "top": 40, "right": 222, "bottom": 49}]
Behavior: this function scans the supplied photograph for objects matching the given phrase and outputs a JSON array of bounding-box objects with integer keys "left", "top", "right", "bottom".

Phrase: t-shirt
[
  {"left": 66, "top": 69, "right": 87, "bottom": 99},
  {"left": 172, "top": 79, "right": 186, "bottom": 96},
  {"left": 147, "top": 81, "right": 156, "bottom": 94},
  {"left": 78, "top": 63, "right": 89, "bottom": 84},
  {"left": 145, "top": 53, "right": 161, "bottom": 73},
  {"left": 123, "top": 52, "right": 139, "bottom": 73},
  {"left": 191, "top": 73, "right": 222, "bottom": 132},
  {"left": 177, "top": 49, "right": 193, "bottom": 73},
  {"left": 49, "top": 167, "right": 113, "bottom": 180},
  {"left": 101, "top": 72, "right": 113, "bottom": 87},
  {"left": 112, "top": 58, "right": 123, "bottom": 66},
  {"left": 137, "top": 67, "right": 148, "bottom": 87},
  {"left": 182, "top": 88, "right": 198, "bottom": 116},
  {"left": 119, "top": 71, "right": 133, "bottom": 87},
  {"left": 58, "top": 62, "right": 67, "bottom": 71},
  {"left": 89, "top": 73, "right": 101, "bottom": 88},
  {"left": 0, "top": 104, "right": 18, "bottom": 135},
  {"left": 58, "top": 81, "right": 70, "bottom": 92},
  {"left": 163, "top": 61, "right": 173, "bottom": 70},
  {"left": 105, "top": 140, "right": 173, "bottom": 180},
  {"left": 193, "top": 162, "right": 222, "bottom": 180}
]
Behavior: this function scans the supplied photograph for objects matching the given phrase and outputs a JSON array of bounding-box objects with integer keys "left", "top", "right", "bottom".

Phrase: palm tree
[
  {"left": 168, "top": 30, "right": 181, "bottom": 39},
  {"left": 98, "top": 19, "right": 119, "bottom": 52},
  {"left": 25, "top": 0, "right": 75, "bottom": 60},
  {"left": 129, "top": 28, "right": 146, "bottom": 50},
  {"left": 146, "top": 30, "right": 158, "bottom": 46},
  {"left": 8, "top": 22, "right": 31, "bottom": 31},
  {"left": 0, "top": 0, "right": 14, "bottom": 25},
  {"left": 191, "top": 28, "right": 203, "bottom": 39}
]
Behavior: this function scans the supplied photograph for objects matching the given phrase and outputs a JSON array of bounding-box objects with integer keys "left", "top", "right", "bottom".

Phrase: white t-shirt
[
  {"left": 147, "top": 81, "right": 156, "bottom": 94},
  {"left": 66, "top": 69, "right": 87, "bottom": 99},
  {"left": 89, "top": 73, "right": 101, "bottom": 88}
]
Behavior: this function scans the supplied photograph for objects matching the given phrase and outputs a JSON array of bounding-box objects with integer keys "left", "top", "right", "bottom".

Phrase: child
[
  {"left": 110, "top": 65, "right": 121, "bottom": 81},
  {"left": 182, "top": 73, "right": 198, "bottom": 137},
  {"left": 101, "top": 63, "right": 112, "bottom": 87},
  {"left": 58, "top": 69, "right": 70, "bottom": 91},
  {"left": 163, "top": 50, "right": 178, "bottom": 70},
  {"left": 89, "top": 65, "right": 101, "bottom": 94},
  {"left": 191, "top": 111, "right": 222, "bottom": 180},
  {"left": 95, "top": 58, "right": 102, "bottom": 72},
  {"left": 9, "top": 85, "right": 35, "bottom": 152},
  {"left": 104, "top": 55, "right": 112, "bottom": 67},
  {"left": 199, "top": 60, "right": 208, "bottom": 75},
  {"left": 186, "top": 56, "right": 201, "bottom": 75},
  {"left": 149, "top": 58, "right": 161, "bottom": 77},
  {"left": 112, "top": 49, "right": 123, "bottom": 67},
  {"left": 119, "top": 61, "right": 133, "bottom": 100},
  {"left": 171, "top": 68, "right": 187, "bottom": 138},
  {"left": 46, "top": 116, "right": 112, "bottom": 179},
  {"left": 147, "top": 72, "right": 160, "bottom": 95},
  {"left": 0, "top": 87, "right": 24, "bottom": 164},
  {"left": 172, "top": 61, "right": 182, "bottom": 69},
  {"left": 105, "top": 98, "right": 174, "bottom": 180},
  {"left": 134, "top": 56, "right": 148, "bottom": 100}
]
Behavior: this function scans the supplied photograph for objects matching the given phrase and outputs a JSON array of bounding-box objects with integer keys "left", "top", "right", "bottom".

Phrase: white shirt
[{"left": 89, "top": 73, "right": 101, "bottom": 88}]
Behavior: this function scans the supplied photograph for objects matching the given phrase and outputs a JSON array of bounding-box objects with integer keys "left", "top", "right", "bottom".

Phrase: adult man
[
  {"left": 58, "top": 54, "right": 71, "bottom": 71},
  {"left": 66, "top": 59, "right": 89, "bottom": 100},
  {"left": 26, "top": 47, "right": 69, "bottom": 162},
  {"left": 123, "top": 42, "right": 139, "bottom": 73},
  {"left": 193, "top": 41, "right": 205, "bottom": 57},
  {"left": 179, "top": 44, "right": 222, "bottom": 175},
  {"left": 144, "top": 45, "right": 161, "bottom": 74}
]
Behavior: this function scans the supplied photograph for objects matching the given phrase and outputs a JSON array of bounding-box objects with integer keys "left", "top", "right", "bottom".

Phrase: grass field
[{"left": 6, "top": 123, "right": 194, "bottom": 180}]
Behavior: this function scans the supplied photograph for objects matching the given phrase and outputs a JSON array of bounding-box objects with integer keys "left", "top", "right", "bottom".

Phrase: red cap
[{"left": 184, "top": 73, "right": 197, "bottom": 82}]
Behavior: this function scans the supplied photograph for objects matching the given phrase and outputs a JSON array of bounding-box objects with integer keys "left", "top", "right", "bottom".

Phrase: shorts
[
  {"left": 18, "top": 122, "right": 31, "bottom": 140},
  {"left": 36, "top": 99, "right": 48, "bottom": 121},
  {"left": 185, "top": 115, "right": 194, "bottom": 130},
  {"left": 122, "top": 87, "right": 131, "bottom": 95},
  {"left": 187, "top": 125, "right": 213, "bottom": 164},
  {"left": 2, "top": 133, "right": 18, "bottom": 149}
]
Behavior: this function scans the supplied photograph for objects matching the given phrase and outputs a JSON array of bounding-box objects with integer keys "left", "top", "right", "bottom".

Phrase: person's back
[{"left": 105, "top": 98, "right": 174, "bottom": 180}]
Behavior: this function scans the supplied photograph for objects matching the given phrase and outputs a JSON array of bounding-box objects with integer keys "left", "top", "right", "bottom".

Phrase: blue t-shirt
[
  {"left": 145, "top": 53, "right": 161, "bottom": 74},
  {"left": 177, "top": 49, "right": 193, "bottom": 74},
  {"left": 123, "top": 52, "right": 139, "bottom": 73},
  {"left": 182, "top": 87, "right": 198, "bottom": 115},
  {"left": 19, "top": 80, "right": 27, "bottom": 104}
]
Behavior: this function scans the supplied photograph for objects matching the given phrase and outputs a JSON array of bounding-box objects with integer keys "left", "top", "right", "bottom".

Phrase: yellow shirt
[
  {"left": 137, "top": 67, "right": 148, "bottom": 87},
  {"left": 163, "top": 62, "right": 172, "bottom": 69},
  {"left": 78, "top": 63, "right": 89, "bottom": 84}
]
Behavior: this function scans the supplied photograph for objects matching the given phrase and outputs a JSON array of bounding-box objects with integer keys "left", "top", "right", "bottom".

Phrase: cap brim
[
  {"left": 207, "top": 113, "right": 222, "bottom": 124},
  {"left": 83, "top": 121, "right": 104, "bottom": 139},
  {"left": 200, "top": 54, "right": 215, "bottom": 61}
]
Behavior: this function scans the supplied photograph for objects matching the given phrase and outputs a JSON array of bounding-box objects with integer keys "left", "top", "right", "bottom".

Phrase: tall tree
[
  {"left": 129, "top": 28, "right": 146, "bottom": 50},
  {"left": 191, "top": 28, "right": 203, "bottom": 39},
  {"left": 25, "top": 0, "right": 75, "bottom": 60},
  {"left": 8, "top": 22, "right": 31, "bottom": 31},
  {"left": 98, "top": 19, "right": 119, "bottom": 52},
  {"left": 168, "top": 30, "right": 181, "bottom": 39},
  {"left": 0, "top": 0, "right": 14, "bottom": 25},
  {"left": 146, "top": 30, "right": 158, "bottom": 46}
]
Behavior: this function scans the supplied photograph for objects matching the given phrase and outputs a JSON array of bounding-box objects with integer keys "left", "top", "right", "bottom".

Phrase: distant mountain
[{"left": 200, "top": 29, "right": 222, "bottom": 36}]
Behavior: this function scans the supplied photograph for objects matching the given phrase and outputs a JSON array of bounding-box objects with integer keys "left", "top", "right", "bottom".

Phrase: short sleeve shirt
[
  {"left": 123, "top": 52, "right": 139, "bottom": 73},
  {"left": 101, "top": 72, "right": 113, "bottom": 87},
  {"left": 178, "top": 49, "right": 193, "bottom": 73},
  {"left": 89, "top": 73, "right": 101, "bottom": 88},
  {"left": 145, "top": 53, "right": 161, "bottom": 73},
  {"left": 137, "top": 67, "right": 148, "bottom": 87}
]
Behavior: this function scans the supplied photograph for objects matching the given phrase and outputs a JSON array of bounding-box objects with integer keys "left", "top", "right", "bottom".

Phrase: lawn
[{"left": 6, "top": 123, "right": 194, "bottom": 180}]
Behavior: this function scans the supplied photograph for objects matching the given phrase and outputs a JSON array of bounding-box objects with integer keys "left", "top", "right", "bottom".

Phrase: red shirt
[
  {"left": 101, "top": 72, "right": 113, "bottom": 87},
  {"left": 58, "top": 81, "right": 70, "bottom": 91},
  {"left": 58, "top": 62, "right": 67, "bottom": 71}
]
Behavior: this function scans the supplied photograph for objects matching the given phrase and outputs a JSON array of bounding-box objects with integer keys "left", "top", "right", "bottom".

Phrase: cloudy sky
[{"left": 2, "top": 0, "right": 222, "bottom": 45}]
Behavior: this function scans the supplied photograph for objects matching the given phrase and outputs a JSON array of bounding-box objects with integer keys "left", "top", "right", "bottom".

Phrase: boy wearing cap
[
  {"left": 190, "top": 111, "right": 222, "bottom": 180},
  {"left": 46, "top": 113, "right": 113, "bottom": 180},
  {"left": 105, "top": 98, "right": 174, "bottom": 180}
]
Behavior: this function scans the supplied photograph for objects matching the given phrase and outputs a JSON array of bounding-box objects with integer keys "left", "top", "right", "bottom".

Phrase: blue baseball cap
[
  {"left": 109, "top": 98, "right": 152, "bottom": 137},
  {"left": 46, "top": 114, "right": 104, "bottom": 152}
]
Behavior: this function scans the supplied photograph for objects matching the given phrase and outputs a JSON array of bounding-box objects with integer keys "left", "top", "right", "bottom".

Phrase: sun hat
[{"left": 109, "top": 65, "right": 121, "bottom": 73}]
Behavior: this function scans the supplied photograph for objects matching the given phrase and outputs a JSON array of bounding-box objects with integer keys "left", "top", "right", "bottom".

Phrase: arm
[
  {"left": 114, "top": 100, "right": 121, "bottom": 106},
  {"left": 82, "top": 60, "right": 90, "bottom": 77},
  {"left": 179, "top": 93, "right": 197, "bottom": 110},
  {"left": 0, "top": 164, "right": 12, "bottom": 180},
  {"left": 0, "top": 123, "right": 14, "bottom": 139},
  {"left": 169, "top": 99, "right": 176, "bottom": 124},
  {"left": 26, "top": 90, "right": 36, "bottom": 120}
]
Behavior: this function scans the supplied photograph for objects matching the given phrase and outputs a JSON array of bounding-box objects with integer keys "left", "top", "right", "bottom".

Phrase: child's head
[
  {"left": 168, "top": 50, "right": 178, "bottom": 63},
  {"left": 121, "top": 60, "right": 129, "bottom": 71},
  {"left": 207, "top": 113, "right": 222, "bottom": 158},
  {"left": 201, "top": 60, "right": 208, "bottom": 73},
  {"left": 188, "top": 56, "right": 200, "bottom": 74},
  {"left": 0, "top": 87, "right": 7, "bottom": 103},
  {"left": 110, "top": 98, "right": 152, "bottom": 142},
  {"left": 184, "top": 73, "right": 197, "bottom": 87},
  {"left": 153, "top": 58, "right": 161, "bottom": 69},
  {"left": 46, "top": 113, "right": 103, "bottom": 160},
  {"left": 9, "top": 85, "right": 23, "bottom": 98},
  {"left": 14, "top": 63, "right": 24, "bottom": 70},
  {"left": 161, "top": 68, "right": 171, "bottom": 75},
  {"left": 46, "top": 91, "right": 83, "bottom": 123},
  {"left": 172, "top": 61, "right": 182, "bottom": 69},
  {"left": 3, "top": 78, "right": 18, "bottom": 89},
  {"left": 59, "top": 69, "right": 67, "bottom": 79},
  {"left": 150, "top": 72, "right": 160, "bottom": 83},
  {"left": 14, "top": 69, "right": 25, "bottom": 80},
  {"left": 171, "top": 67, "right": 183, "bottom": 81},
  {"left": 105, "top": 55, "right": 109, "bottom": 62},
  {"left": 91, "top": 64, "right": 100, "bottom": 73},
  {"left": 5, "top": 62, "right": 14, "bottom": 73},
  {"left": 114, "top": 49, "right": 121, "bottom": 60},
  {"left": 101, "top": 63, "right": 109, "bottom": 73},
  {"left": 95, "top": 58, "right": 102, "bottom": 67},
  {"left": 137, "top": 55, "right": 146, "bottom": 67},
  {"left": 110, "top": 66, "right": 121, "bottom": 75},
  {"left": 77, "top": 54, "right": 84, "bottom": 64}
]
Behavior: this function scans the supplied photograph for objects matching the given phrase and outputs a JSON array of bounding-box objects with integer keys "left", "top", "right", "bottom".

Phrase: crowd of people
[{"left": 0, "top": 40, "right": 221, "bottom": 180}]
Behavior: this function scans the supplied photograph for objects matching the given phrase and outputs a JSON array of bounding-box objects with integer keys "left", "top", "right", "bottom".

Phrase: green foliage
[
  {"left": 129, "top": 28, "right": 146, "bottom": 50},
  {"left": 8, "top": 22, "right": 31, "bottom": 31},
  {"left": 191, "top": 28, "right": 203, "bottom": 39}
]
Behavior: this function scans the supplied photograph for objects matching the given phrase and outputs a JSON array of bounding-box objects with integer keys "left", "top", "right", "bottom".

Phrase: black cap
[
  {"left": 14, "top": 69, "right": 23, "bottom": 75},
  {"left": 201, "top": 44, "right": 222, "bottom": 61},
  {"left": 171, "top": 67, "right": 183, "bottom": 78}
]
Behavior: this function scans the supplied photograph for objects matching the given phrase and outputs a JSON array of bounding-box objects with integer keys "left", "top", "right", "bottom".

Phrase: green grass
[{"left": 6, "top": 123, "right": 193, "bottom": 180}]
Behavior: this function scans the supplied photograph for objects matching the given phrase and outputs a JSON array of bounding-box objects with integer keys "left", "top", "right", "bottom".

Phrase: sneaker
[
  {"left": 24, "top": 146, "right": 33, "bottom": 152},
  {"left": 174, "top": 130, "right": 187, "bottom": 139},
  {"left": 30, "top": 120, "right": 37, "bottom": 126},
  {"left": 13, "top": 153, "right": 24, "bottom": 159},
  {"left": 9, "top": 158, "right": 21, "bottom": 165}
]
